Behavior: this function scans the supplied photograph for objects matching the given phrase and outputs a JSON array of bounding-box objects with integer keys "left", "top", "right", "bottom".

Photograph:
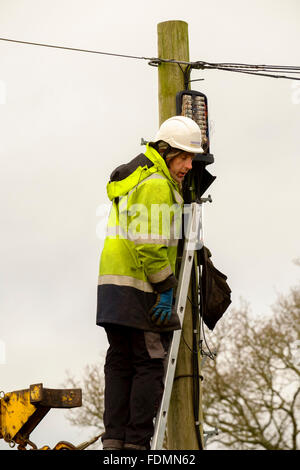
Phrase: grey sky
[{"left": 0, "top": 0, "right": 299, "bottom": 450}]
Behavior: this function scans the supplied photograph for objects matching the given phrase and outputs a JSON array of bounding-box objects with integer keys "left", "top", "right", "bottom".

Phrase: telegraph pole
[
  {"left": 157, "top": 20, "right": 189, "bottom": 125},
  {"left": 157, "top": 20, "right": 204, "bottom": 450}
]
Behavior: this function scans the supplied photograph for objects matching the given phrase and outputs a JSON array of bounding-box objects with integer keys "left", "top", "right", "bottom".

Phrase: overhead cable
[
  {"left": 0, "top": 36, "right": 190, "bottom": 65},
  {"left": 1, "top": 36, "right": 300, "bottom": 80}
]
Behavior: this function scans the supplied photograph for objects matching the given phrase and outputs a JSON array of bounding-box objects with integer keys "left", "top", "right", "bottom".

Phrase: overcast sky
[{"left": 0, "top": 0, "right": 299, "bottom": 450}]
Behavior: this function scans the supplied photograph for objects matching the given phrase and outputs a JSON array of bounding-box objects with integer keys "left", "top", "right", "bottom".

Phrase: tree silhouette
[{"left": 202, "top": 285, "right": 300, "bottom": 450}]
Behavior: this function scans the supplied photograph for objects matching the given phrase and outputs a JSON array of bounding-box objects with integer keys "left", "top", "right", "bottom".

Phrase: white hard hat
[{"left": 153, "top": 116, "right": 203, "bottom": 153}]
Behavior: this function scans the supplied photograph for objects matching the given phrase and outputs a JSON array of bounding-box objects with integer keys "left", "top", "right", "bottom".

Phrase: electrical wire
[
  {"left": 1, "top": 36, "right": 300, "bottom": 80},
  {"left": 203, "top": 60, "right": 300, "bottom": 70},
  {"left": 201, "top": 65, "right": 300, "bottom": 81},
  {"left": 0, "top": 36, "right": 148, "bottom": 60},
  {"left": 196, "top": 60, "right": 300, "bottom": 80},
  {"left": 0, "top": 36, "right": 191, "bottom": 65},
  {"left": 191, "top": 261, "right": 204, "bottom": 450}
]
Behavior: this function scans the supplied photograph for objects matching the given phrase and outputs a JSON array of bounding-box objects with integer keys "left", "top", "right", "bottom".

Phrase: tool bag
[{"left": 199, "top": 246, "right": 231, "bottom": 330}]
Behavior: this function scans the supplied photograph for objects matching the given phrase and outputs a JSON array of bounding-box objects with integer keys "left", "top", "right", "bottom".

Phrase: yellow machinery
[{"left": 0, "top": 383, "right": 102, "bottom": 450}]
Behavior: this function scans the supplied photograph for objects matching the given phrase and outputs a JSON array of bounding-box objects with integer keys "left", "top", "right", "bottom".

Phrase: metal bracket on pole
[
  {"left": 151, "top": 202, "right": 203, "bottom": 450},
  {"left": 203, "top": 427, "right": 219, "bottom": 447}
]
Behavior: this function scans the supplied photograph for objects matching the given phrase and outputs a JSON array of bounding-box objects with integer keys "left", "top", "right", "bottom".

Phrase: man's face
[{"left": 167, "top": 152, "right": 194, "bottom": 184}]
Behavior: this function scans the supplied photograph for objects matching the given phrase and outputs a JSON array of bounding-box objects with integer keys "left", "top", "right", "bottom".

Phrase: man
[{"left": 97, "top": 116, "right": 203, "bottom": 450}]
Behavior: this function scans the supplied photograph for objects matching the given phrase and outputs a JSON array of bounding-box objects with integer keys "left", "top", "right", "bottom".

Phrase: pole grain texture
[{"left": 157, "top": 20, "right": 204, "bottom": 450}]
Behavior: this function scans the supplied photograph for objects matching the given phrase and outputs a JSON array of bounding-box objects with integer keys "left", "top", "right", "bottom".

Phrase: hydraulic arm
[{"left": 0, "top": 383, "right": 100, "bottom": 450}]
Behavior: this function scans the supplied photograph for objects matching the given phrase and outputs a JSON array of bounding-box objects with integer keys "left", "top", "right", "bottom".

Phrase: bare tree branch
[{"left": 203, "top": 283, "right": 300, "bottom": 450}]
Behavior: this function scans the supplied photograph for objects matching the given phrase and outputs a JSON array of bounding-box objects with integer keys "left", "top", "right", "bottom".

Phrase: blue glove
[{"left": 151, "top": 288, "right": 173, "bottom": 325}]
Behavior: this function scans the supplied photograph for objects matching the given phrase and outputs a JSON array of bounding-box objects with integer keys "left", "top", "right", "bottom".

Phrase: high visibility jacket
[{"left": 96, "top": 144, "right": 183, "bottom": 332}]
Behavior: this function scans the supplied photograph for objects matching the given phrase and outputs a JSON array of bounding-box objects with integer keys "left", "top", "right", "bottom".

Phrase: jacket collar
[{"left": 144, "top": 144, "right": 180, "bottom": 191}]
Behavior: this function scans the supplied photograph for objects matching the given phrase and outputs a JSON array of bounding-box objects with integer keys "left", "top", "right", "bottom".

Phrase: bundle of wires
[{"left": 1, "top": 36, "right": 300, "bottom": 81}]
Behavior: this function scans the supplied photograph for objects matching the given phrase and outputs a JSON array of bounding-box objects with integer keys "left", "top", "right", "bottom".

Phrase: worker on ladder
[{"left": 96, "top": 116, "right": 203, "bottom": 450}]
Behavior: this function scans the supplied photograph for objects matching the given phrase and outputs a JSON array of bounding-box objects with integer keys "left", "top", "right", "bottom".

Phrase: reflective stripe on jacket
[{"left": 96, "top": 144, "right": 182, "bottom": 332}]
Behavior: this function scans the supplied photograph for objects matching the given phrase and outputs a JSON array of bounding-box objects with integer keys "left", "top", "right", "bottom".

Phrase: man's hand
[{"left": 150, "top": 288, "right": 173, "bottom": 325}]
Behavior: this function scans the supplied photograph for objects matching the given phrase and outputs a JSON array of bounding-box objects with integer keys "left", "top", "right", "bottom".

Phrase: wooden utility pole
[
  {"left": 157, "top": 21, "right": 189, "bottom": 125},
  {"left": 157, "top": 20, "right": 204, "bottom": 450}
]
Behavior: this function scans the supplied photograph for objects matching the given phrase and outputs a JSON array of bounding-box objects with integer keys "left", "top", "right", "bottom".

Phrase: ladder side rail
[{"left": 151, "top": 202, "right": 203, "bottom": 450}]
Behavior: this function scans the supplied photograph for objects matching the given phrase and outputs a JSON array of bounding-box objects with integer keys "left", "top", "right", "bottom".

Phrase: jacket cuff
[
  {"left": 148, "top": 265, "right": 173, "bottom": 283},
  {"left": 152, "top": 274, "right": 178, "bottom": 293}
]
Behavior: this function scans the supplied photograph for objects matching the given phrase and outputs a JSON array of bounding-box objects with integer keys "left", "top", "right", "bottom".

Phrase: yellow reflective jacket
[{"left": 96, "top": 144, "right": 182, "bottom": 332}]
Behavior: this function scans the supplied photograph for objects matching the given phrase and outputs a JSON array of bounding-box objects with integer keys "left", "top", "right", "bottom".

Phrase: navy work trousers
[{"left": 102, "top": 324, "right": 171, "bottom": 449}]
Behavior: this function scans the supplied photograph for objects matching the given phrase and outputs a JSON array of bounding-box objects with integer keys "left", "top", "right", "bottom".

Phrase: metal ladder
[{"left": 151, "top": 201, "right": 205, "bottom": 450}]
